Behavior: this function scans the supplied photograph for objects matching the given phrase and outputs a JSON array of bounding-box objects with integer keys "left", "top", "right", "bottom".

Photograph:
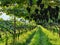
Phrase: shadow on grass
[
  {"left": 9, "top": 31, "right": 36, "bottom": 45},
  {"left": 39, "top": 28, "right": 52, "bottom": 45},
  {"left": 25, "top": 31, "right": 36, "bottom": 45}
]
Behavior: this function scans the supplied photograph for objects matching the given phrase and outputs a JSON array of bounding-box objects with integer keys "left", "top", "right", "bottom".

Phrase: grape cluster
[
  {"left": 29, "top": 0, "right": 33, "bottom": 6},
  {"left": 40, "top": 4, "right": 44, "bottom": 9},
  {"left": 26, "top": 7, "right": 31, "bottom": 13},
  {"left": 37, "top": 0, "right": 42, "bottom": 6}
]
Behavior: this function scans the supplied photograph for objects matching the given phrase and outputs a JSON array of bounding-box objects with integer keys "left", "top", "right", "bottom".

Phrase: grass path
[
  {"left": 28, "top": 29, "right": 40, "bottom": 45},
  {"left": 29, "top": 27, "right": 51, "bottom": 45},
  {"left": 40, "top": 25, "right": 60, "bottom": 45}
]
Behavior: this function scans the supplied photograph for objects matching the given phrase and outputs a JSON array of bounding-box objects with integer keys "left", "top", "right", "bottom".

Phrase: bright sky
[
  {"left": 0, "top": 12, "right": 29, "bottom": 23},
  {"left": 0, "top": 13, "right": 10, "bottom": 20}
]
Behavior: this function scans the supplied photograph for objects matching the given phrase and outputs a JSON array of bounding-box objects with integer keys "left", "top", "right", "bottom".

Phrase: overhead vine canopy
[{"left": 0, "top": 0, "right": 60, "bottom": 18}]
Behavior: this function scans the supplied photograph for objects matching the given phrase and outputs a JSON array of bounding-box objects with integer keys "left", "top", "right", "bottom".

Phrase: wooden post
[{"left": 13, "top": 16, "right": 16, "bottom": 45}]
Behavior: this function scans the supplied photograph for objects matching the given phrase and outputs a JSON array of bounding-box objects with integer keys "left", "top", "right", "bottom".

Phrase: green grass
[
  {"left": 0, "top": 25, "right": 60, "bottom": 45},
  {"left": 40, "top": 25, "right": 60, "bottom": 45},
  {"left": 0, "top": 28, "right": 36, "bottom": 45},
  {"left": 29, "top": 27, "right": 52, "bottom": 45},
  {"left": 28, "top": 29, "right": 40, "bottom": 45}
]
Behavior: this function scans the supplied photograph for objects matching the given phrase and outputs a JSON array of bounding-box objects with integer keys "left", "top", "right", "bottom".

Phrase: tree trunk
[
  {"left": 13, "top": 16, "right": 16, "bottom": 45},
  {"left": 5, "top": 32, "right": 8, "bottom": 45}
]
